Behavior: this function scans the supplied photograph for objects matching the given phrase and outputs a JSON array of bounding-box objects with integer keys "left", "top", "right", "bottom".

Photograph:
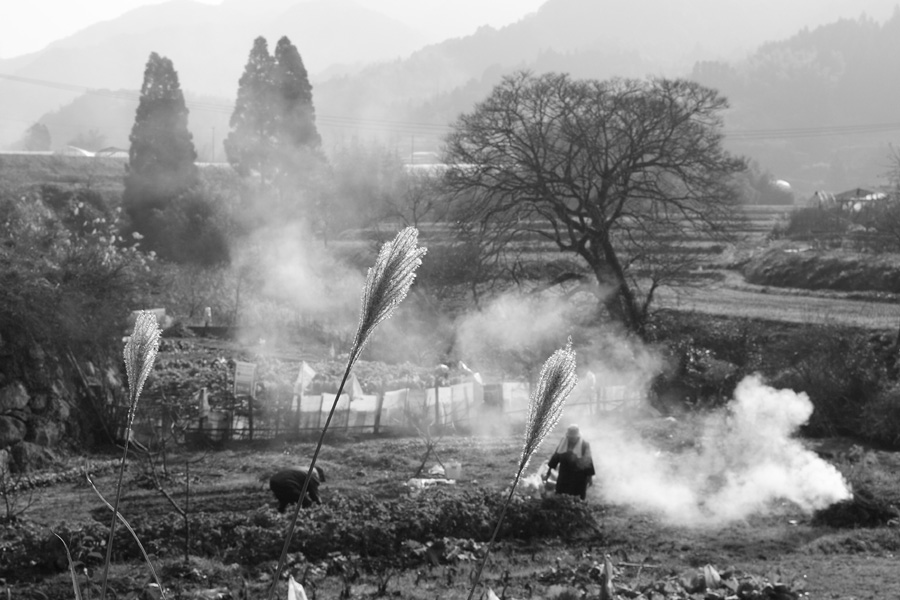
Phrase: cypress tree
[
  {"left": 123, "top": 52, "right": 207, "bottom": 262},
  {"left": 271, "top": 36, "right": 323, "bottom": 191},
  {"left": 273, "top": 36, "right": 321, "bottom": 152},
  {"left": 124, "top": 52, "right": 198, "bottom": 209},
  {"left": 224, "top": 37, "right": 277, "bottom": 180}
]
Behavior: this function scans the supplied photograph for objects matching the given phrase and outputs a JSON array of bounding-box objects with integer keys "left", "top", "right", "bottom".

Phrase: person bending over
[{"left": 269, "top": 465, "right": 326, "bottom": 512}]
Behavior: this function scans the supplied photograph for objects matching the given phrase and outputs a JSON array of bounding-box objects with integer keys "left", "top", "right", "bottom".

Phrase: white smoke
[
  {"left": 454, "top": 290, "right": 580, "bottom": 380},
  {"left": 229, "top": 222, "right": 364, "bottom": 342},
  {"left": 581, "top": 374, "right": 851, "bottom": 526}
]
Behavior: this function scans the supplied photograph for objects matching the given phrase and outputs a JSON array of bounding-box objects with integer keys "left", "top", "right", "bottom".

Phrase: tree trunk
[{"left": 586, "top": 235, "right": 645, "bottom": 337}]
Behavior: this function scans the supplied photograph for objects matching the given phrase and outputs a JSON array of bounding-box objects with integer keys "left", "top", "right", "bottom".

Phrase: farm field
[
  {"left": 656, "top": 271, "right": 900, "bottom": 330},
  {"left": 5, "top": 431, "right": 900, "bottom": 600}
]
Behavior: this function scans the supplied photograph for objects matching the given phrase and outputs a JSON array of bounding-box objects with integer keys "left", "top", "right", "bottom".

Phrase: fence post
[
  {"left": 374, "top": 390, "right": 384, "bottom": 435},
  {"left": 248, "top": 395, "right": 254, "bottom": 442},
  {"left": 345, "top": 394, "right": 351, "bottom": 431}
]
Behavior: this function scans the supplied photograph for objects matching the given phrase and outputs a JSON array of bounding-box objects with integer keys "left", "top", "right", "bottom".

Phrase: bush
[
  {"left": 0, "top": 186, "right": 155, "bottom": 359},
  {"left": 766, "top": 327, "right": 891, "bottom": 438},
  {"left": 122, "top": 183, "right": 232, "bottom": 266},
  {"left": 782, "top": 206, "right": 849, "bottom": 238},
  {"left": 859, "top": 385, "right": 900, "bottom": 448},
  {"left": 647, "top": 313, "right": 900, "bottom": 442}
]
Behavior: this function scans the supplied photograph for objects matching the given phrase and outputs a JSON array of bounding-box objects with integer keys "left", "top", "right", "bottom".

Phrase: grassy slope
[
  {"left": 0, "top": 154, "right": 127, "bottom": 196},
  {"left": 743, "top": 246, "right": 900, "bottom": 295}
]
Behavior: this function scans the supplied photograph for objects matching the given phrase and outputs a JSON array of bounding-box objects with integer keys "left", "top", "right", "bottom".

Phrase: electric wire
[{"left": 3, "top": 71, "right": 899, "bottom": 140}]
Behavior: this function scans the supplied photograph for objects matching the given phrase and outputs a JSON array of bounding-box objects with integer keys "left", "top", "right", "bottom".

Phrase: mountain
[
  {"left": 310, "top": 0, "right": 900, "bottom": 155},
  {"left": 0, "top": 0, "right": 427, "bottom": 146},
  {"left": 5, "top": 0, "right": 900, "bottom": 195},
  {"left": 692, "top": 8, "right": 900, "bottom": 195}
]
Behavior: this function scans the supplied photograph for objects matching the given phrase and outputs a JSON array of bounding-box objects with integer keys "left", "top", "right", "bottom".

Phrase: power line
[
  {"left": 726, "top": 121, "right": 900, "bottom": 140},
  {"left": 0, "top": 72, "right": 453, "bottom": 136},
  {"left": 5, "top": 71, "right": 896, "bottom": 141}
]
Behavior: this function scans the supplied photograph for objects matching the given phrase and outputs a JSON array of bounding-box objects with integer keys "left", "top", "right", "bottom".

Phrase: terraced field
[{"left": 658, "top": 271, "right": 900, "bottom": 330}]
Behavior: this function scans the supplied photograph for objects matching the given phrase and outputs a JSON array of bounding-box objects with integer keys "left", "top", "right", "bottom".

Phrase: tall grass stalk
[
  {"left": 85, "top": 471, "right": 165, "bottom": 592},
  {"left": 100, "top": 311, "right": 161, "bottom": 600},
  {"left": 466, "top": 340, "right": 577, "bottom": 600},
  {"left": 267, "top": 227, "right": 426, "bottom": 600},
  {"left": 53, "top": 534, "right": 83, "bottom": 600}
]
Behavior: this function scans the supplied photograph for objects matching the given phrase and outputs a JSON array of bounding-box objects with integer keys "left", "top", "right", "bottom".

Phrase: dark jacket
[
  {"left": 269, "top": 466, "right": 325, "bottom": 512},
  {"left": 548, "top": 441, "right": 595, "bottom": 500}
]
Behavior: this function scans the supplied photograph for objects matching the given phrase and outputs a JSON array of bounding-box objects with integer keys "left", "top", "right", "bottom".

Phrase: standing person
[{"left": 544, "top": 424, "right": 595, "bottom": 500}]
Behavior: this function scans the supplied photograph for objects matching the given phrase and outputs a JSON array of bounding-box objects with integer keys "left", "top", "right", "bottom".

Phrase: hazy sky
[{"left": 0, "top": 0, "right": 546, "bottom": 59}]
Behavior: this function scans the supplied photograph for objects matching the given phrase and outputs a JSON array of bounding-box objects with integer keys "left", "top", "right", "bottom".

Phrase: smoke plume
[
  {"left": 576, "top": 374, "right": 851, "bottom": 525},
  {"left": 230, "top": 222, "right": 364, "bottom": 342},
  {"left": 454, "top": 290, "right": 578, "bottom": 379}
]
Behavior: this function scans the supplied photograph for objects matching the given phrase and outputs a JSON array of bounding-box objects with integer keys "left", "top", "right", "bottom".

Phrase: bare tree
[
  {"left": 851, "top": 145, "right": 900, "bottom": 252},
  {"left": 443, "top": 71, "right": 747, "bottom": 336},
  {"left": 888, "top": 144, "right": 900, "bottom": 192},
  {"left": 380, "top": 169, "right": 446, "bottom": 228}
]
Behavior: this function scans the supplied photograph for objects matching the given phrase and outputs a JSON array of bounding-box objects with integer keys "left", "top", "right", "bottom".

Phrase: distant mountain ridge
[
  {"left": 692, "top": 8, "right": 900, "bottom": 194},
  {"left": 3, "top": 0, "right": 900, "bottom": 196},
  {"left": 0, "top": 0, "right": 428, "bottom": 145}
]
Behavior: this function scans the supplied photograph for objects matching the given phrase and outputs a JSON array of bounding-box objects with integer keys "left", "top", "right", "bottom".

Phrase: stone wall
[{"left": 0, "top": 339, "right": 123, "bottom": 472}]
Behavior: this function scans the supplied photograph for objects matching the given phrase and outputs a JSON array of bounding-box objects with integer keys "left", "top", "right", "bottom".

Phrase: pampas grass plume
[
  {"left": 520, "top": 338, "right": 577, "bottom": 471},
  {"left": 269, "top": 227, "right": 425, "bottom": 600},
  {"left": 349, "top": 227, "right": 426, "bottom": 365},
  {"left": 123, "top": 311, "right": 161, "bottom": 424},
  {"left": 467, "top": 339, "right": 577, "bottom": 600},
  {"left": 101, "top": 311, "right": 161, "bottom": 600}
]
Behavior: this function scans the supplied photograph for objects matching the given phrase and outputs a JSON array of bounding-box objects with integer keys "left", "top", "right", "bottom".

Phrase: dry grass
[{"left": 0, "top": 154, "right": 127, "bottom": 195}]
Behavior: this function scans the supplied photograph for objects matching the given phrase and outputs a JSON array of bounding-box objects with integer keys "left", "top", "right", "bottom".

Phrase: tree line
[
  {"left": 119, "top": 36, "right": 324, "bottom": 266},
  {"left": 115, "top": 38, "right": 757, "bottom": 337}
]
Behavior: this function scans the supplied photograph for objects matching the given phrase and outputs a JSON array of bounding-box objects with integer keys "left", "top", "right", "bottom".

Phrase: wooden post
[
  {"left": 434, "top": 383, "right": 440, "bottom": 426},
  {"left": 345, "top": 393, "right": 351, "bottom": 431},
  {"left": 294, "top": 391, "right": 302, "bottom": 436},
  {"left": 248, "top": 395, "right": 254, "bottom": 442},
  {"left": 374, "top": 390, "right": 384, "bottom": 435}
]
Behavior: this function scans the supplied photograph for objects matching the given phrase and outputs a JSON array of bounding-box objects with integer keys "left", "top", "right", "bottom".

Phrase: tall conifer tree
[
  {"left": 273, "top": 36, "right": 321, "bottom": 152},
  {"left": 124, "top": 52, "right": 197, "bottom": 208},
  {"left": 271, "top": 36, "right": 323, "bottom": 193},
  {"left": 224, "top": 37, "right": 276, "bottom": 180},
  {"left": 124, "top": 53, "right": 209, "bottom": 263},
  {"left": 226, "top": 36, "right": 322, "bottom": 187}
]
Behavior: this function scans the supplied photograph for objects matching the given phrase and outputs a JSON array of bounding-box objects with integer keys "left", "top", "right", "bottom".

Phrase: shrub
[
  {"left": 121, "top": 183, "right": 232, "bottom": 267},
  {"left": 782, "top": 206, "right": 849, "bottom": 238},
  {"left": 766, "top": 327, "right": 890, "bottom": 438},
  {"left": 859, "top": 385, "right": 900, "bottom": 448},
  {"left": 0, "top": 186, "right": 155, "bottom": 359}
]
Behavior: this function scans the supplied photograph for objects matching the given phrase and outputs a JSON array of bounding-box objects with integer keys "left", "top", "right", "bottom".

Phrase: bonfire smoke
[
  {"left": 578, "top": 374, "right": 851, "bottom": 526},
  {"left": 229, "top": 222, "right": 364, "bottom": 341},
  {"left": 455, "top": 291, "right": 577, "bottom": 378}
]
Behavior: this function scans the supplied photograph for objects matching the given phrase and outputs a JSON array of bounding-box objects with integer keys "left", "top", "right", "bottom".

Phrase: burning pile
[{"left": 588, "top": 375, "right": 852, "bottom": 526}]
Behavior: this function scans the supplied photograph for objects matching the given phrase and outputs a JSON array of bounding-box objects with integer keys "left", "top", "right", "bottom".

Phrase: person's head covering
[{"left": 556, "top": 424, "right": 583, "bottom": 454}]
